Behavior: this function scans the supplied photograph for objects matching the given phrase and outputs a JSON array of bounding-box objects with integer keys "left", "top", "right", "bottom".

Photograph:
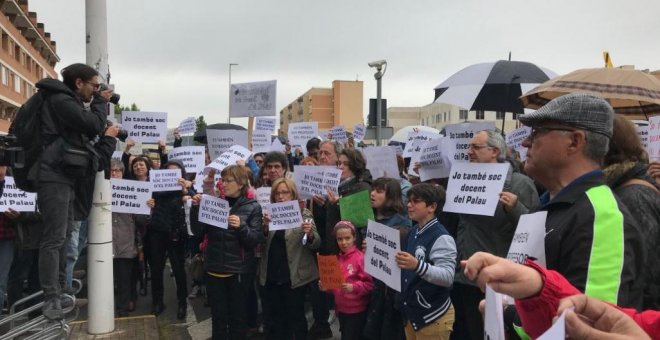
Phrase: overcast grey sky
[{"left": 28, "top": 0, "right": 660, "bottom": 128}]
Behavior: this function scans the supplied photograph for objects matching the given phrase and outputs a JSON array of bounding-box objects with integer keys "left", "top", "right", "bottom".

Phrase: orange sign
[{"left": 317, "top": 255, "right": 344, "bottom": 290}]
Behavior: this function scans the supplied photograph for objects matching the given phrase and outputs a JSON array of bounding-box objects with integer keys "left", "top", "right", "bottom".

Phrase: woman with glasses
[
  {"left": 259, "top": 178, "right": 320, "bottom": 339},
  {"left": 191, "top": 164, "right": 264, "bottom": 339}
]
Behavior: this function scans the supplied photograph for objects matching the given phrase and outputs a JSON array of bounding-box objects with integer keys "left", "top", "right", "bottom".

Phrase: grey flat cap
[{"left": 518, "top": 93, "right": 614, "bottom": 138}]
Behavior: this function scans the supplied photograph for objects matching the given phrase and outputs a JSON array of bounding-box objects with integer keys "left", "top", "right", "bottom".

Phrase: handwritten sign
[
  {"left": 444, "top": 121, "right": 496, "bottom": 162},
  {"left": 339, "top": 190, "right": 374, "bottom": 228},
  {"left": 256, "top": 187, "right": 271, "bottom": 209},
  {"left": 418, "top": 137, "right": 454, "bottom": 181},
  {"left": 506, "top": 126, "right": 531, "bottom": 161},
  {"left": 648, "top": 116, "right": 660, "bottom": 161},
  {"left": 255, "top": 117, "right": 276, "bottom": 133},
  {"left": 205, "top": 145, "right": 252, "bottom": 174},
  {"left": 484, "top": 285, "right": 505, "bottom": 340},
  {"left": 330, "top": 125, "right": 348, "bottom": 144},
  {"left": 365, "top": 220, "right": 401, "bottom": 292},
  {"left": 178, "top": 116, "right": 197, "bottom": 135},
  {"left": 110, "top": 179, "right": 151, "bottom": 215},
  {"left": 251, "top": 130, "right": 271, "bottom": 154},
  {"left": 292, "top": 166, "right": 341, "bottom": 200},
  {"left": 443, "top": 162, "right": 510, "bottom": 216},
  {"left": 207, "top": 129, "right": 248, "bottom": 160},
  {"left": 0, "top": 177, "right": 36, "bottom": 212},
  {"left": 318, "top": 255, "right": 344, "bottom": 290},
  {"left": 199, "top": 194, "right": 230, "bottom": 229},
  {"left": 267, "top": 200, "right": 303, "bottom": 231},
  {"left": 353, "top": 122, "right": 366, "bottom": 142},
  {"left": 403, "top": 130, "right": 441, "bottom": 158},
  {"left": 122, "top": 111, "right": 168, "bottom": 143},
  {"left": 230, "top": 80, "right": 277, "bottom": 117},
  {"left": 288, "top": 122, "right": 319, "bottom": 148},
  {"left": 150, "top": 169, "right": 182, "bottom": 192},
  {"left": 362, "top": 146, "right": 399, "bottom": 179},
  {"left": 507, "top": 211, "right": 547, "bottom": 267}
]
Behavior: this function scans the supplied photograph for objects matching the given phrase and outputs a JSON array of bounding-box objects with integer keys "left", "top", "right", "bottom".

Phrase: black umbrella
[{"left": 193, "top": 123, "right": 246, "bottom": 144}]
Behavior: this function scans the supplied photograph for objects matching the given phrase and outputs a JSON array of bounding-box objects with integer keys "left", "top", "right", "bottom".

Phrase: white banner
[
  {"left": 505, "top": 126, "right": 531, "bottom": 161},
  {"left": 251, "top": 130, "right": 271, "bottom": 154},
  {"left": 122, "top": 111, "right": 168, "bottom": 143},
  {"left": 507, "top": 211, "right": 547, "bottom": 267},
  {"left": 150, "top": 169, "right": 182, "bottom": 192},
  {"left": 330, "top": 125, "right": 348, "bottom": 144},
  {"left": 0, "top": 177, "right": 36, "bottom": 212},
  {"left": 267, "top": 200, "right": 303, "bottom": 231},
  {"left": 230, "top": 80, "right": 277, "bottom": 117},
  {"left": 443, "top": 162, "right": 510, "bottom": 216},
  {"left": 418, "top": 137, "right": 454, "bottom": 181},
  {"left": 648, "top": 116, "right": 660, "bottom": 161},
  {"left": 352, "top": 122, "right": 366, "bottom": 142},
  {"left": 444, "top": 121, "right": 496, "bottom": 162},
  {"left": 288, "top": 122, "right": 319, "bottom": 148},
  {"left": 110, "top": 179, "right": 152, "bottom": 215},
  {"left": 293, "top": 166, "right": 341, "bottom": 199},
  {"left": 198, "top": 194, "right": 230, "bottom": 229},
  {"left": 205, "top": 145, "right": 252, "bottom": 174},
  {"left": 364, "top": 220, "right": 401, "bottom": 292},
  {"left": 207, "top": 129, "right": 248, "bottom": 159},
  {"left": 178, "top": 116, "right": 197, "bottom": 135},
  {"left": 255, "top": 117, "right": 276, "bottom": 133},
  {"left": 402, "top": 129, "right": 441, "bottom": 158},
  {"left": 362, "top": 146, "right": 399, "bottom": 179}
]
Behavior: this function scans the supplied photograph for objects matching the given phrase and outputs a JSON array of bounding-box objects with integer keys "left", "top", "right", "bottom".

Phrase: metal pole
[
  {"left": 375, "top": 69, "right": 383, "bottom": 146},
  {"left": 228, "top": 63, "right": 238, "bottom": 124}
]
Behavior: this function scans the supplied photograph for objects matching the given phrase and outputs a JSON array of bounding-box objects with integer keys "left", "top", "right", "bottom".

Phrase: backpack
[{"left": 8, "top": 90, "right": 48, "bottom": 192}]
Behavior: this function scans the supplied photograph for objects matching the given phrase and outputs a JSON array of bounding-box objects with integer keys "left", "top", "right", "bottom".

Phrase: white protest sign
[
  {"left": 537, "top": 309, "right": 567, "bottom": 340},
  {"left": 0, "top": 177, "right": 36, "bottom": 212},
  {"left": 206, "top": 129, "right": 248, "bottom": 160},
  {"left": 255, "top": 117, "right": 276, "bottom": 133},
  {"left": 292, "top": 166, "right": 340, "bottom": 199},
  {"left": 365, "top": 220, "right": 401, "bottom": 292},
  {"left": 444, "top": 121, "right": 496, "bottom": 162},
  {"left": 251, "top": 130, "right": 271, "bottom": 154},
  {"left": 178, "top": 116, "right": 197, "bottom": 135},
  {"left": 392, "top": 145, "right": 403, "bottom": 156},
  {"left": 170, "top": 146, "right": 205, "bottom": 175},
  {"left": 403, "top": 130, "right": 441, "bottom": 158},
  {"left": 352, "top": 122, "right": 366, "bottom": 142},
  {"left": 408, "top": 150, "right": 422, "bottom": 176},
  {"left": 111, "top": 151, "right": 123, "bottom": 162},
  {"left": 484, "top": 285, "right": 506, "bottom": 340},
  {"left": 198, "top": 194, "right": 230, "bottom": 229},
  {"left": 122, "top": 111, "right": 168, "bottom": 143},
  {"left": 648, "top": 116, "right": 660, "bottom": 161},
  {"left": 110, "top": 179, "right": 152, "bottom": 215},
  {"left": 230, "top": 80, "right": 277, "bottom": 117},
  {"left": 256, "top": 187, "right": 271, "bottom": 209},
  {"left": 322, "top": 168, "right": 342, "bottom": 196},
  {"left": 150, "top": 169, "right": 182, "bottom": 192},
  {"left": 636, "top": 124, "right": 649, "bottom": 149},
  {"left": 418, "top": 137, "right": 454, "bottom": 181},
  {"left": 271, "top": 138, "right": 286, "bottom": 153},
  {"left": 330, "top": 125, "right": 348, "bottom": 144},
  {"left": 205, "top": 145, "right": 253, "bottom": 174},
  {"left": 443, "top": 162, "right": 510, "bottom": 216},
  {"left": 267, "top": 200, "right": 303, "bottom": 231},
  {"left": 362, "top": 146, "right": 399, "bottom": 179},
  {"left": 288, "top": 122, "right": 319, "bottom": 148},
  {"left": 507, "top": 211, "right": 547, "bottom": 267},
  {"left": 506, "top": 126, "right": 531, "bottom": 161}
]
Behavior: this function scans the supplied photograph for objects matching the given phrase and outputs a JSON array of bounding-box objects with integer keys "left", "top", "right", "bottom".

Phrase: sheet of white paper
[
  {"left": 178, "top": 116, "right": 197, "bottom": 135},
  {"left": 444, "top": 121, "right": 496, "bottom": 162},
  {"left": 443, "top": 162, "right": 510, "bottom": 216},
  {"left": 110, "top": 179, "right": 152, "bottom": 215},
  {"left": 507, "top": 211, "right": 547, "bottom": 267},
  {"left": 230, "top": 80, "right": 277, "bottom": 117},
  {"left": 150, "top": 169, "right": 182, "bottom": 192},
  {"left": 537, "top": 309, "right": 567, "bottom": 340},
  {"left": 364, "top": 220, "right": 402, "bottom": 292},
  {"left": 267, "top": 200, "right": 303, "bottom": 231},
  {"left": 206, "top": 129, "right": 249, "bottom": 160},
  {"left": 484, "top": 285, "right": 506, "bottom": 340},
  {"left": 198, "top": 194, "right": 230, "bottom": 229},
  {"left": 122, "top": 111, "right": 168, "bottom": 143},
  {"left": 0, "top": 177, "right": 37, "bottom": 212}
]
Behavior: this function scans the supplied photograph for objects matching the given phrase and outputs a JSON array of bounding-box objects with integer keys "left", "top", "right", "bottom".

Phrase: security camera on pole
[{"left": 368, "top": 60, "right": 387, "bottom": 145}]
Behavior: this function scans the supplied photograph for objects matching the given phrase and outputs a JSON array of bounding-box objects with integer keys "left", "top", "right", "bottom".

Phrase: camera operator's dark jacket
[{"left": 33, "top": 78, "right": 107, "bottom": 186}]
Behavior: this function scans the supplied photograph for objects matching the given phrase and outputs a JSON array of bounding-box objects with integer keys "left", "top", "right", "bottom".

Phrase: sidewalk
[{"left": 69, "top": 315, "right": 159, "bottom": 340}]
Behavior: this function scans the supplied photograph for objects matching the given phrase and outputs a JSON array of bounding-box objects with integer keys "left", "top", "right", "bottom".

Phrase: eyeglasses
[
  {"left": 467, "top": 144, "right": 491, "bottom": 150},
  {"left": 111, "top": 168, "right": 123, "bottom": 173},
  {"left": 527, "top": 127, "right": 576, "bottom": 142},
  {"left": 222, "top": 178, "right": 236, "bottom": 183},
  {"left": 86, "top": 81, "right": 100, "bottom": 90},
  {"left": 274, "top": 190, "right": 291, "bottom": 196}
]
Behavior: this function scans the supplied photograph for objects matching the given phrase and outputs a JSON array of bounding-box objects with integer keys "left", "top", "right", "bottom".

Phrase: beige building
[
  {"left": 279, "top": 80, "right": 363, "bottom": 137},
  {"left": 0, "top": 0, "right": 59, "bottom": 132}
]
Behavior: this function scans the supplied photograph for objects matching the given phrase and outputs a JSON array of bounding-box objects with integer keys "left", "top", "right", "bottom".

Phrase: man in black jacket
[{"left": 34, "top": 63, "right": 113, "bottom": 320}]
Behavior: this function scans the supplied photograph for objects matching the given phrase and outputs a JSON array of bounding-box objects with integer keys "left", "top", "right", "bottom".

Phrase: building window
[
  {"left": 1, "top": 66, "right": 6, "bottom": 86},
  {"left": 496, "top": 111, "right": 505, "bottom": 120},
  {"left": 444, "top": 112, "right": 447, "bottom": 122},
  {"left": 447, "top": 112, "right": 451, "bottom": 121},
  {"left": 475, "top": 110, "right": 485, "bottom": 120},
  {"left": 512, "top": 113, "right": 518, "bottom": 120},
  {"left": 459, "top": 110, "right": 468, "bottom": 120},
  {"left": 14, "top": 74, "right": 21, "bottom": 93}
]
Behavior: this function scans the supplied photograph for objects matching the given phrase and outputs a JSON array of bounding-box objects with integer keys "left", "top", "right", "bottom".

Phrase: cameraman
[{"left": 33, "top": 63, "right": 113, "bottom": 320}]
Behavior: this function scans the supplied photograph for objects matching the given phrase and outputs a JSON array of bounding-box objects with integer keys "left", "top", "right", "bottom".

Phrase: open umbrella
[
  {"left": 520, "top": 67, "right": 660, "bottom": 119},
  {"left": 389, "top": 125, "right": 440, "bottom": 144},
  {"left": 193, "top": 123, "right": 246, "bottom": 144}
]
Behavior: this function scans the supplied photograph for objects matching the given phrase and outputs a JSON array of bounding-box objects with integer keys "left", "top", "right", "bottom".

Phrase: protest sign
[
  {"left": 636, "top": 124, "right": 649, "bottom": 149},
  {"left": 207, "top": 129, "right": 248, "bottom": 159},
  {"left": 330, "top": 125, "right": 348, "bottom": 144},
  {"left": 444, "top": 121, "right": 496, "bottom": 162},
  {"left": 293, "top": 166, "right": 341, "bottom": 200},
  {"left": 648, "top": 116, "right": 660, "bottom": 161},
  {"left": 507, "top": 211, "right": 547, "bottom": 267},
  {"left": 122, "top": 111, "right": 167, "bottom": 143},
  {"left": 110, "top": 179, "right": 151, "bottom": 215},
  {"left": 418, "top": 137, "right": 454, "bottom": 181},
  {"left": 352, "top": 122, "right": 366, "bottom": 142},
  {"left": 506, "top": 126, "right": 531, "bottom": 161},
  {"left": 178, "top": 116, "right": 197, "bottom": 135},
  {"left": 199, "top": 194, "right": 230, "bottom": 229},
  {"left": 408, "top": 150, "right": 422, "bottom": 176},
  {"left": 150, "top": 169, "right": 182, "bottom": 192},
  {"left": 0, "top": 177, "right": 36, "bottom": 212},
  {"left": 402, "top": 129, "right": 441, "bottom": 158},
  {"left": 230, "top": 80, "right": 277, "bottom": 117},
  {"left": 267, "top": 200, "right": 303, "bottom": 231},
  {"left": 362, "top": 146, "right": 399, "bottom": 179},
  {"left": 111, "top": 151, "right": 123, "bottom": 162},
  {"left": 205, "top": 145, "right": 252, "bottom": 174},
  {"left": 256, "top": 187, "right": 271, "bottom": 208},
  {"left": 170, "top": 146, "right": 205, "bottom": 175},
  {"left": 255, "top": 117, "right": 276, "bottom": 133},
  {"left": 364, "top": 220, "right": 401, "bottom": 292},
  {"left": 339, "top": 190, "right": 374, "bottom": 228},
  {"left": 271, "top": 138, "right": 286, "bottom": 153},
  {"left": 251, "top": 130, "right": 271, "bottom": 154},
  {"left": 392, "top": 145, "right": 403, "bottom": 156},
  {"left": 443, "top": 162, "right": 510, "bottom": 216},
  {"left": 484, "top": 285, "right": 506, "bottom": 340},
  {"left": 537, "top": 309, "right": 567, "bottom": 340},
  {"left": 322, "top": 168, "right": 342, "bottom": 196},
  {"left": 288, "top": 122, "right": 319, "bottom": 148},
  {"left": 318, "top": 255, "right": 344, "bottom": 290}
]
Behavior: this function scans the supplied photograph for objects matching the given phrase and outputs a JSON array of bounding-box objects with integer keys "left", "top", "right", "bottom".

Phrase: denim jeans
[
  {"left": 64, "top": 220, "right": 82, "bottom": 289},
  {"left": 0, "top": 239, "right": 15, "bottom": 310}
]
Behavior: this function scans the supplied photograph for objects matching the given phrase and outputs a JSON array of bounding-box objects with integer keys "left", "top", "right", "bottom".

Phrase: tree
[
  {"left": 114, "top": 102, "right": 140, "bottom": 115},
  {"left": 196, "top": 115, "right": 207, "bottom": 134}
]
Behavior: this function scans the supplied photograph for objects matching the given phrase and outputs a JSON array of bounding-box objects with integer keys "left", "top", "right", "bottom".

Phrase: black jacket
[
  {"left": 74, "top": 135, "right": 117, "bottom": 220},
  {"left": 148, "top": 160, "right": 187, "bottom": 236},
  {"left": 191, "top": 196, "right": 264, "bottom": 274}
]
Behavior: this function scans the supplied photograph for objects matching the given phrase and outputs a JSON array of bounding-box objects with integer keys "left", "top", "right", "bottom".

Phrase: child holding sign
[
  {"left": 395, "top": 183, "right": 457, "bottom": 340},
  {"left": 321, "top": 221, "right": 374, "bottom": 340}
]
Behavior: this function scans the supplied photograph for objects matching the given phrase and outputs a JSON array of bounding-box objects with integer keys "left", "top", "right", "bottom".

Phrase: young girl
[{"left": 322, "top": 220, "right": 374, "bottom": 340}]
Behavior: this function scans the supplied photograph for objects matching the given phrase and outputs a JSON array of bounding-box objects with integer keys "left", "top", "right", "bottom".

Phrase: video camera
[
  {"left": 0, "top": 135, "right": 24, "bottom": 168},
  {"left": 106, "top": 121, "right": 129, "bottom": 142},
  {"left": 99, "top": 83, "right": 121, "bottom": 105}
]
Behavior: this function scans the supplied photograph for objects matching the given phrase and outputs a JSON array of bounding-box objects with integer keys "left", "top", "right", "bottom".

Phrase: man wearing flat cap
[{"left": 518, "top": 93, "right": 645, "bottom": 310}]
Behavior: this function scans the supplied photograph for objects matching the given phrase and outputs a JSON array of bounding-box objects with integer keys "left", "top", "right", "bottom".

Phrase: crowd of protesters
[{"left": 1, "top": 77, "right": 660, "bottom": 340}]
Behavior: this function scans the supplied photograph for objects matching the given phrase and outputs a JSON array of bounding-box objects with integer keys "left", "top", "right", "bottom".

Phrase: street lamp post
[
  {"left": 368, "top": 60, "right": 387, "bottom": 145},
  {"left": 228, "top": 63, "right": 238, "bottom": 124}
]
